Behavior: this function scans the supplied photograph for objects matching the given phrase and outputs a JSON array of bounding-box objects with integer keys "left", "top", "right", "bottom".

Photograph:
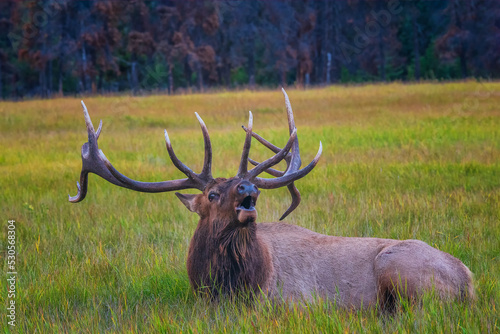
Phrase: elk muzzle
[{"left": 235, "top": 181, "right": 259, "bottom": 224}]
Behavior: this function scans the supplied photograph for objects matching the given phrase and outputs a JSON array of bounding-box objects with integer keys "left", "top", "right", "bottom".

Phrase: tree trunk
[
  {"left": 459, "top": 48, "right": 468, "bottom": 78},
  {"left": 59, "top": 3, "right": 67, "bottom": 97},
  {"left": 13, "top": 73, "right": 20, "bottom": 100},
  {"left": 78, "top": 77, "right": 84, "bottom": 95},
  {"left": 97, "top": 69, "right": 103, "bottom": 93},
  {"left": 316, "top": 0, "right": 326, "bottom": 84},
  {"left": 0, "top": 59, "right": 3, "bottom": 100},
  {"left": 378, "top": 34, "right": 386, "bottom": 81},
  {"left": 248, "top": 53, "right": 255, "bottom": 89},
  {"left": 48, "top": 59, "right": 53, "bottom": 98},
  {"left": 296, "top": 65, "right": 302, "bottom": 88},
  {"left": 332, "top": 2, "right": 341, "bottom": 82},
  {"left": 131, "top": 61, "right": 138, "bottom": 95},
  {"left": 82, "top": 42, "right": 89, "bottom": 92},
  {"left": 412, "top": 5, "right": 420, "bottom": 80},
  {"left": 326, "top": 53, "right": 331, "bottom": 85},
  {"left": 453, "top": 0, "right": 468, "bottom": 78},
  {"left": 224, "top": 59, "right": 231, "bottom": 87},
  {"left": 168, "top": 63, "right": 173, "bottom": 94},
  {"left": 39, "top": 65, "right": 47, "bottom": 98},
  {"left": 185, "top": 59, "right": 192, "bottom": 89},
  {"left": 197, "top": 63, "right": 203, "bottom": 93},
  {"left": 58, "top": 59, "right": 63, "bottom": 97},
  {"left": 247, "top": 35, "right": 256, "bottom": 89}
]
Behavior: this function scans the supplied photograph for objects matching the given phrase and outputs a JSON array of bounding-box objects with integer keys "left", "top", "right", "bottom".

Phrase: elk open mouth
[
  {"left": 236, "top": 196, "right": 257, "bottom": 223},
  {"left": 236, "top": 196, "right": 256, "bottom": 212}
]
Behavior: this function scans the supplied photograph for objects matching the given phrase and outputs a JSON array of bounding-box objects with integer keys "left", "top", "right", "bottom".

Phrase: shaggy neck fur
[
  {"left": 187, "top": 217, "right": 269, "bottom": 299},
  {"left": 215, "top": 221, "right": 256, "bottom": 290}
]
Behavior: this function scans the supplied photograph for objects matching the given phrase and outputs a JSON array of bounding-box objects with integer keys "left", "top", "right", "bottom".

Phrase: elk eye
[{"left": 208, "top": 192, "right": 220, "bottom": 202}]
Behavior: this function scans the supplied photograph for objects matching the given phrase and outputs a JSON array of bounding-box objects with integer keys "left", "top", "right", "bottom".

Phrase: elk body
[{"left": 70, "top": 89, "right": 474, "bottom": 310}]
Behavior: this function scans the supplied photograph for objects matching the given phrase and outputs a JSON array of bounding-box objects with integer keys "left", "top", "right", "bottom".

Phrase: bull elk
[{"left": 70, "top": 89, "right": 474, "bottom": 310}]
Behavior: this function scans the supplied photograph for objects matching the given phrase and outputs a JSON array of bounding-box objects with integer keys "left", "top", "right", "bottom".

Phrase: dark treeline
[{"left": 0, "top": 0, "right": 499, "bottom": 99}]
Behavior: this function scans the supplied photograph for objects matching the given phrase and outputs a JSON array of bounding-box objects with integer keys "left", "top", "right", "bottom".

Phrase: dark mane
[
  {"left": 215, "top": 221, "right": 258, "bottom": 292},
  {"left": 187, "top": 218, "right": 269, "bottom": 298}
]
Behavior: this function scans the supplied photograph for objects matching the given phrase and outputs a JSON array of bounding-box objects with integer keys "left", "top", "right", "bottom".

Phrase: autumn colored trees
[{"left": 0, "top": 0, "right": 498, "bottom": 99}]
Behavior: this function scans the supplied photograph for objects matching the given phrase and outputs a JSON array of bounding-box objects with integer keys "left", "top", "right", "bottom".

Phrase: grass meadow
[{"left": 1, "top": 82, "right": 499, "bottom": 332}]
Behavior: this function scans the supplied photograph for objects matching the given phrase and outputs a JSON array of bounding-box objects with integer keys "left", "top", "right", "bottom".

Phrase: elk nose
[{"left": 237, "top": 182, "right": 258, "bottom": 196}]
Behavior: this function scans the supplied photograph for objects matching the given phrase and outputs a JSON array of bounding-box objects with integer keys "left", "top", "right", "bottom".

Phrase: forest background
[{"left": 0, "top": 0, "right": 499, "bottom": 100}]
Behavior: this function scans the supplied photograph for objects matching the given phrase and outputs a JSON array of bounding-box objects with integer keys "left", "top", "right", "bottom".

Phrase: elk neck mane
[
  {"left": 191, "top": 216, "right": 269, "bottom": 297},
  {"left": 216, "top": 220, "right": 256, "bottom": 272}
]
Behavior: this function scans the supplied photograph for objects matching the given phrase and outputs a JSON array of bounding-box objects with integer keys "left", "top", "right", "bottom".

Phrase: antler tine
[
  {"left": 69, "top": 102, "right": 212, "bottom": 202},
  {"left": 69, "top": 101, "right": 103, "bottom": 202},
  {"left": 195, "top": 112, "right": 213, "bottom": 179},
  {"left": 237, "top": 111, "right": 253, "bottom": 178},
  {"left": 249, "top": 152, "right": 302, "bottom": 221},
  {"left": 279, "top": 184, "right": 301, "bottom": 221},
  {"left": 68, "top": 173, "right": 89, "bottom": 203},
  {"left": 96, "top": 120, "right": 103, "bottom": 139},
  {"left": 164, "top": 129, "right": 203, "bottom": 184},
  {"left": 248, "top": 158, "right": 283, "bottom": 177},
  {"left": 282, "top": 88, "right": 301, "bottom": 173},
  {"left": 246, "top": 129, "right": 297, "bottom": 179},
  {"left": 100, "top": 150, "right": 201, "bottom": 191},
  {"left": 242, "top": 125, "right": 283, "bottom": 155},
  {"left": 81, "top": 101, "right": 95, "bottom": 136},
  {"left": 254, "top": 141, "right": 322, "bottom": 189}
]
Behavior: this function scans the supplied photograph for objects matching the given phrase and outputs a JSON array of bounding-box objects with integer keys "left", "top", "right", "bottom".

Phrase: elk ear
[{"left": 175, "top": 193, "right": 199, "bottom": 214}]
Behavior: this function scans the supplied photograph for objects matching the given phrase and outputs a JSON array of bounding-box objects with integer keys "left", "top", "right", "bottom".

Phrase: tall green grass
[{"left": 1, "top": 82, "right": 499, "bottom": 332}]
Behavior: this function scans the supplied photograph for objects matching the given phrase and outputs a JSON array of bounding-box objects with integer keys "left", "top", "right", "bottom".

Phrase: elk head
[{"left": 69, "top": 89, "right": 322, "bottom": 223}]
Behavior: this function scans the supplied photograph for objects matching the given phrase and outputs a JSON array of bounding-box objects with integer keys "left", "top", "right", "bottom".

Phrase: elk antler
[
  {"left": 69, "top": 101, "right": 213, "bottom": 202},
  {"left": 242, "top": 88, "right": 322, "bottom": 220}
]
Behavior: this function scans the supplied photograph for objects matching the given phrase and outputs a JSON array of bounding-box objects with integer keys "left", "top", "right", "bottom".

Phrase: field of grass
[{"left": 1, "top": 82, "right": 499, "bottom": 332}]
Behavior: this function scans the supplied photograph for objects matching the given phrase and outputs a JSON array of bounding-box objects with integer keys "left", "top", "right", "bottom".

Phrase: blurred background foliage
[{"left": 0, "top": 0, "right": 499, "bottom": 99}]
